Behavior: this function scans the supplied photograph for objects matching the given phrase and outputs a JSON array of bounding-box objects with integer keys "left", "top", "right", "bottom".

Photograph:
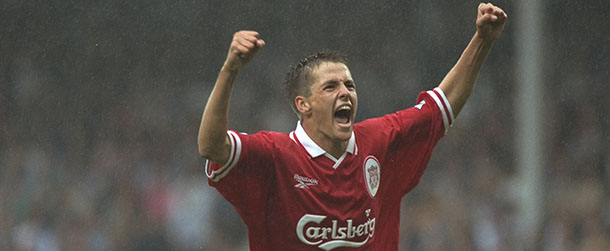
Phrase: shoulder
[
  {"left": 353, "top": 111, "right": 402, "bottom": 133},
  {"left": 353, "top": 117, "right": 395, "bottom": 146},
  {"left": 250, "top": 130, "right": 291, "bottom": 141},
  {"left": 235, "top": 130, "right": 295, "bottom": 148}
]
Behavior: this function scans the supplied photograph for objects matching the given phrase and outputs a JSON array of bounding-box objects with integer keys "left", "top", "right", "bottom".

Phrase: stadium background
[{"left": 1, "top": 0, "right": 608, "bottom": 250}]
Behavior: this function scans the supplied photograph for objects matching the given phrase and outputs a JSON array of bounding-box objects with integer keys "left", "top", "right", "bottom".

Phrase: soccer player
[{"left": 198, "top": 3, "right": 506, "bottom": 250}]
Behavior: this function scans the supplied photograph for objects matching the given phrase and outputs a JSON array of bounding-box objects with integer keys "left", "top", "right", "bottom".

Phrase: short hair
[{"left": 283, "top": 51, "right": 349, "bottom": 118}]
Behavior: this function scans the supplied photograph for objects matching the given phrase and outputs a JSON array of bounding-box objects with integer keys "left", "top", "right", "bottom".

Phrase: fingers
[
  {"left": 235, "top": 37, "right": 264, "bottom": 51},
  {"left": 475, "top": 3, "right": 507, "bottom": 40},
  {"left": 256, "top": 39, "right": 265, "bottom": 47},
  {"left": 231, "top": 42, "right": 248, "bottom": 57},
  {"left": 235, "top": 31, "right": 264, "bottom": 48},
  {"left": 478, "top": 3, "right": 507, "bottom": 21},
  {"left": 231, "top": 30, "right": 265, "bottom": 56},
  {"left": 478, "top": 3, "right": 507, "bottom": 23},
  {"left": 224, "top": 30, "right": 265, "bottom": 70},
  {"left": 480, "top": 13, "right": 498, "bottom": 23},
  {"left": 235, "top": 39, "right": 255, "bottom": 52}
]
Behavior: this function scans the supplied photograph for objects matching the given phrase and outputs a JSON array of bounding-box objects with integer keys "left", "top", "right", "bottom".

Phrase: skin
[
  {"left": 295, "top": 62, "right": 358, "bottom": 158},
  {"left": 198, "top": 31, "right": 264, "bottom": 162},
  {"left": 438, "top": 3, "right": 507, "bottom": 116},
  {"left": 198, "top": 3, "right": 507, "bottom": 166}
]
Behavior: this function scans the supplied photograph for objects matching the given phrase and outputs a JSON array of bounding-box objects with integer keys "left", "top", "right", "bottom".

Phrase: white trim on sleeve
[
  {"left": 434, "top": 87, "right": 455, "bottom": 124},
  {"left": 205, "top": 130, "right": 242, "bottom": 182},
  {"left": 426, "top": 88, "right": 454, "bottom": 135}
]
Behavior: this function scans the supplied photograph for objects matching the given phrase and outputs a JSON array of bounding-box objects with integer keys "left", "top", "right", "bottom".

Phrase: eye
[
  {"left": 345, "top": 81, "right": 356, "bottom": 90},
  {"left": 323, "top": 82, "right": 336, "bottom": 91}
]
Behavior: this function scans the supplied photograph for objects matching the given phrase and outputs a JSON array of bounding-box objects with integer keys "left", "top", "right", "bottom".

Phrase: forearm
[
  {"left": 198, "top": 30, "right": 264, "bottom": 163},
  {"left": 438, "top": 32, "right": 494, "bottom": 117},
  {"left": 198, "top": 67, "right": 238, "bottom": 163}
]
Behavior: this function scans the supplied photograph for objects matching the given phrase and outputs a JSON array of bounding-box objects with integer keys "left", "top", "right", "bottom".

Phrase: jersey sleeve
[
  {"left": 363, "top": 87, "right": 454, "bottom": 196},
  {"left": 394, "top": 87, "right": 453, "bottom": 193},
  {"left": 204, "top": 130, "right": 275, "bottom": 224}
]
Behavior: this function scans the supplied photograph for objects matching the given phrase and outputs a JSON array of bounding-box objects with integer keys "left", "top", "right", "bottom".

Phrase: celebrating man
[{"left": 198, "top": 3, "right": 507, "bottom": 250}]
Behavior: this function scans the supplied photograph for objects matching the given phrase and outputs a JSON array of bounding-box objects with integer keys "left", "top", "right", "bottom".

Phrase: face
[{"left": 299, "top": 62, "right": 358, "bottom": 144}]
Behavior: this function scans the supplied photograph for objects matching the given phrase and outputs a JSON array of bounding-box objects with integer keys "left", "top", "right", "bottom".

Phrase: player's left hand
[{"left": 475, "top": 3, "right": 507, "bottom": 41}]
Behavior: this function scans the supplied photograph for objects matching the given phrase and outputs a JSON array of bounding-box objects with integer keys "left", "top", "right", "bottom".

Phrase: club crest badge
[{"left": 363, "top": 156, "right": 380, "bottom": 198}]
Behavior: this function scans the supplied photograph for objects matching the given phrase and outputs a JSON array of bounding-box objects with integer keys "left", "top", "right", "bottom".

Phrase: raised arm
[
  {"left": 198, "top": 31, "right": 265, "bottom": 163},
  {"left": 438, "top": 3, "right": 507, "bottom": 117}
]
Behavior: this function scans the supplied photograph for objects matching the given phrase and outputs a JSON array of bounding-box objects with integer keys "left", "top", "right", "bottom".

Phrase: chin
[{"left": 334, "top": 127, "right": 353, "bottom": 140}]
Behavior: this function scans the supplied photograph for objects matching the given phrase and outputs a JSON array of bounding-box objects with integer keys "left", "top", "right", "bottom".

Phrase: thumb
[
  {"left": 249, "top": 39, "right": 265, "bottom": 56},
  {"left": 478, "top": 13, "right": 496, "bottom": 25},
  {"left": 256, "top": 39, "right": 266, "bottom": 47}
]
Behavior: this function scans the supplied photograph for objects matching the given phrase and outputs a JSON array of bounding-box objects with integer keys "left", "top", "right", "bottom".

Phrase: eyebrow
[{"left": 323, "top": 79, "right": 353, "bottom": 85}]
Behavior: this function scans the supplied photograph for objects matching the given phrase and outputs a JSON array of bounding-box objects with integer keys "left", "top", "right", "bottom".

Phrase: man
[{"left": 198, "top": 3, "right": 506, "bottom": 250}]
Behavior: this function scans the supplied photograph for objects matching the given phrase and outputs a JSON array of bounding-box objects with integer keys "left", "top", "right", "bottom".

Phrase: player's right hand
[{"left": 224, "top": 30, "right": 265, "bottom": 72}]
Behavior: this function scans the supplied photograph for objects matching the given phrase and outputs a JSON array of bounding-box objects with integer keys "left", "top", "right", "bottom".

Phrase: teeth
[{"left": 337, "top": 105, "right": 351, "bottom": 111}]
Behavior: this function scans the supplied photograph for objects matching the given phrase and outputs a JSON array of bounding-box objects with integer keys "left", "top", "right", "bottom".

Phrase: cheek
[
  {"left": 311, "top": 101, "right": 328, "bottom": 116},
  {"left": 313, "top": 97, "right": 332, "bottom": 111},
  {"left": 313, "top": 101, "right": 333, "bottom": 122}
]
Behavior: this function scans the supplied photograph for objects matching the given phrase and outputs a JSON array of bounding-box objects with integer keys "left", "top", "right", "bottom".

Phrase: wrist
[
  {"left": 221, "top": 61, "right": 242, "bottom": 74},
  {"left": 473, "top": 31, "right": 496, "bottom": 46}
]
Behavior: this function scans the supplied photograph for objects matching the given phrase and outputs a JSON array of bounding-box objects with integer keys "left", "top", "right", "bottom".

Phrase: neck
[{"left": 301, "top": 120, "right": 348, "bottom": 159}]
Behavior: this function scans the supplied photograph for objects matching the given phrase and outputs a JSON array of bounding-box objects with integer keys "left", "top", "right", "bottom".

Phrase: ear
[{"left": 295, "top": 96, "right": 311, "bottom": 116}]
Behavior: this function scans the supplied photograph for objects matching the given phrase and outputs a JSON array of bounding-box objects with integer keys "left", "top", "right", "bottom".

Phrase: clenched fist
[
  {"left": 475, "top": 3, "right": 507, "bottom": 41},
  {"left": 224, "top": 30, "right": 265, "bottom": 72}
]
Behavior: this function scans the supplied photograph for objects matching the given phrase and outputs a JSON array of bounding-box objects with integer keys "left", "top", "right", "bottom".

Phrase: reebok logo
[{"left": 294, "top": 174, "right": 319, "bottom": 189}]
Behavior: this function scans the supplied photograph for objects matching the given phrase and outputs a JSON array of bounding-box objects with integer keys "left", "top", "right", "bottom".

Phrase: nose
[{"left": 338, "top": 83, "right": 350, "bottom": 100}]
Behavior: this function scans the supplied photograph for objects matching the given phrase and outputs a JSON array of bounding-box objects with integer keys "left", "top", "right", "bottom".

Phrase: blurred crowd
[{"left": 1, "top": 1, "right": 608, "bottom": 250}]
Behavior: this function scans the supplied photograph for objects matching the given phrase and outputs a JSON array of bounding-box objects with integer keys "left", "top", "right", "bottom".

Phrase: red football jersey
[{"left": 206, "top": 88, "right": 454, "bottom": 250}]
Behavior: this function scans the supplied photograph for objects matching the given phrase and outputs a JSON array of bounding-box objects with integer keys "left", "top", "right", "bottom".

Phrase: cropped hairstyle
[{"left": 283, "top": 51, "right": 349, "bottom": 118}]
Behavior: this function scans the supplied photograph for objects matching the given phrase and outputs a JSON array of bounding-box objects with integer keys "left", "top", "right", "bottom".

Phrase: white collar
[{"left": 292, "top": 121, "right": 357, "bottom": 158}]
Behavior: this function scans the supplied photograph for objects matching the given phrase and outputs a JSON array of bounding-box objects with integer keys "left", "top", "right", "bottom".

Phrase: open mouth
[{"left": 334, "top": 105, "right": 352, "bottom": 125}]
